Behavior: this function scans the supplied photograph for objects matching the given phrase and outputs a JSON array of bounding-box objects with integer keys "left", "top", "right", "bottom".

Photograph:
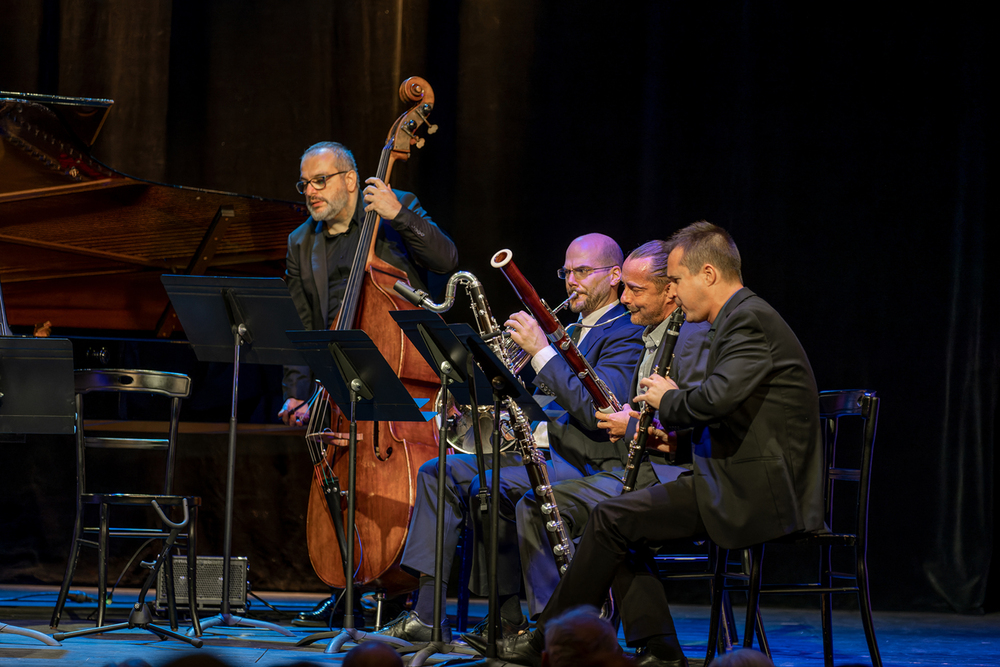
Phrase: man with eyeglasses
[
  {"left": 372, "top": 233, "right": 644, "bottom": 643},
  {"left": 278, "top": 141, "right": 458, "bottom": 425}
]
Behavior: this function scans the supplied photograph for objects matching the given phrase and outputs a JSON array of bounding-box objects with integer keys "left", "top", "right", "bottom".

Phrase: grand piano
[
  {"left": 0, "top": 91, "right": 311, "bottom": 418},
  {"left": 0, "top": 91, "right": 306, "bottom": 337}
]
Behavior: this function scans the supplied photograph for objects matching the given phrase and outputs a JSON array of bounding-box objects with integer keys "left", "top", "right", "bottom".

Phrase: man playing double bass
[
  {"left": 278, "top": 141, "right": 458, "bottom": 625},
  {"left": 278, "top": 141, "right": 458, "bottom": 423}
]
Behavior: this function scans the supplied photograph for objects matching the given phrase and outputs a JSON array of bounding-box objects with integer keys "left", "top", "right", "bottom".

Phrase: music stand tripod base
[
  {"left": 0, "top": 623, "right": 60, "bottom": 646},
  {"left": 162, "top": 275, "right": 306, "bottom": 640}
]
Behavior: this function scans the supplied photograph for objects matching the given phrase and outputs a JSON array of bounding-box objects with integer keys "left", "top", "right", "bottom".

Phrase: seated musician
[
  {"left": 278, "top": 141, "right": 458, "bottom": 422},
  {"left": 277, "top": 141, "right": 457, "bottom": 626},
  {"left": 476, "top": 222, "right": 825, "bottom": 667},
  {"left": 507, "top": 239, "right": 711, "bottom": 622},
  {"left": 374, "top": 233, "right": 644, "bottom": 642}
]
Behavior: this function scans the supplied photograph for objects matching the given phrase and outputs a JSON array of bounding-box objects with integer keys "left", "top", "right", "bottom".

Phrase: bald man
[{"left": 374, "top": 234, "right": 643, "bottom": 643}]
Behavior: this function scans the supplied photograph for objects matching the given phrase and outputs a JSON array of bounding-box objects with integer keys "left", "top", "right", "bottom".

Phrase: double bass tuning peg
[{"left": 427, "top": 124, "right": 438, "bottom": 135}]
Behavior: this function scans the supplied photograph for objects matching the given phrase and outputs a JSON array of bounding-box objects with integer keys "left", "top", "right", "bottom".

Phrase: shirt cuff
[{"left": 531, "top": 345, "right": 558, "bottom": 373}]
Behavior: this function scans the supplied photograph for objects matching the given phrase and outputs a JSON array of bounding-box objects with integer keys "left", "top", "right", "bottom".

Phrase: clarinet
[
  {"left": 394, "top": 273, "right": 576, "bottom": 574},
  {"left": 620, "top": 307, "right": 685, "bottom": 492},
  {"left": 490, "top": 249, "right": 623, "bottom": 414}
]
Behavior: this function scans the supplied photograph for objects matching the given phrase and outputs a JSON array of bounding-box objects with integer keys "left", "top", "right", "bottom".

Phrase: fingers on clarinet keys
[
  {"left": 374, "top": 610, "right": 452, "bottom": 643},
  {"left": 464, "top": 628, "right": 543, "bottom": 666}
]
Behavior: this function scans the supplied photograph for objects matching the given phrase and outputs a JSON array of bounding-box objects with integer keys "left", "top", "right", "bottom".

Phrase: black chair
[
  {"left": 50, "top": 369, "right": 201, "bottom": 631},
  {"left": 706, "top": 389, "right": 882, "bottom": 667}
]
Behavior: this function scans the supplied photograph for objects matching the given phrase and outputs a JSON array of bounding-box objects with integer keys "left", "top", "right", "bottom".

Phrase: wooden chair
[
  {"left": 706, "top": 389, "right": 882, "bottom": 667},
  {"left": 50, "top": 369, "right": 201, "bottom": 631}
]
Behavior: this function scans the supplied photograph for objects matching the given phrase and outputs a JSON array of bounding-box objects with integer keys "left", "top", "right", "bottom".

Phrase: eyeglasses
[
  {"left": 295, "top": 170, "right": 349, "bottom": 194},
  {"left": 556, "top": 266, "right": 616, "bottom": 280}
]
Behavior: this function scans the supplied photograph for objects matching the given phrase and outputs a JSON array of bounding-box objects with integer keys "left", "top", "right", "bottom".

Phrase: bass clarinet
[
  {"left": 394, "top": 272, "right": 577, "bottom": 574},
  {"left": 620, "top": 307, "right": 685, "bottom": 492}
]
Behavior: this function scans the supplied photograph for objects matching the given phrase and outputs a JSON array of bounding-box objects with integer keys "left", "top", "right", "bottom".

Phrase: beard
[
  {"left": 571, "top": 281, "right": 613, "bottom": 314},
  {"left": 307, "top": 188, "right": 350, "bottom": 222}
]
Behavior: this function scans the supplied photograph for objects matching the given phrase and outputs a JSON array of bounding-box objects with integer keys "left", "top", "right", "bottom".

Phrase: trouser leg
[
  {"left": 538, "top": 475, "right": 704, "bottom": 644},
  {"left": 400, "top": 453, "right": 482, "bottom": 582},
  {"left": 467, "top": 452, "right": 581, "bottom": 597}
]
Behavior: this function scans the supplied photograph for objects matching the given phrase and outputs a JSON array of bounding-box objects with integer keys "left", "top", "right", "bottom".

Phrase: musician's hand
[
  {"left": 506, "top": 311, "right": 547, "bottom": 356},
  {"left": 318, "top": 431, "right": 363, "bottom": 448},
  {"left": 33, "top": 321, "right": 52, "bottom": 337},
  {"left": 646, "top": 425, "right": 677, "bottom": 453},
  {"left": 279, "top": 399, "right": 310, "bottom": 426},
  {"left": 363, "top": 177, "right": 403, "bottom": 220},
  {"left": 638, "top": 375, "right": 678, "bottom": 409},
  {"left": 596, "top": 405, "right": 633, "bottom": 442}
]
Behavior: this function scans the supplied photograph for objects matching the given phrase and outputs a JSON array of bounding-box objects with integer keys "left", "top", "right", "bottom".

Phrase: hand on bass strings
[
  {"left": 505, "top": 311, "right": 547, "bottom": 356},
  {"left": 363, "top": 177, "right": 403, "bottom": 220},
  {"left": 637, "top": 374, "right": 678, "bottom": 410},
  {"left": 596, "top": 404, "right": 634, "bottom": 442},
  {"left": 317, "top": 432, "right": 364, "bottom": 448},
  {"left": 279, "top": 398, "right": 311, "bottom": 426}
]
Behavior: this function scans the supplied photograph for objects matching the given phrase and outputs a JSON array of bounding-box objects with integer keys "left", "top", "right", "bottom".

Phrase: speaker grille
[{"left": 155, "top": 555, "right": 248, "bottom": 611}]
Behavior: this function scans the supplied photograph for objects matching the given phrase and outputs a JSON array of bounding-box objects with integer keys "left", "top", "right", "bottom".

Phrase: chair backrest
[
  {"left": 818, "top": 389, "right": 879, "bottom": 551},
  {"left": 75, "top": 369, "right": 191, "bottom": 496}
]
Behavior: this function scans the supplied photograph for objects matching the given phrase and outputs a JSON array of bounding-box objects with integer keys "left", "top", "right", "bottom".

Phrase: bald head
[
  {"left": 342, "top": 642, "right": 404, "bottom": 667},
  {"left": 567, "top": 233, "right": 624, "bottom": 268}
]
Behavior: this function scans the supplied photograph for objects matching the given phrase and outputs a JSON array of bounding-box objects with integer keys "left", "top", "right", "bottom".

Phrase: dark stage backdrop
[{"left": 1, "top": 2, "right": 993, "bottom": 613}]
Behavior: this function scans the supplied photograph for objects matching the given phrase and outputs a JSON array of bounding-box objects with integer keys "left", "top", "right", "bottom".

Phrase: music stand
[
  {"left": 285, "top": 329, "right": 431, "bottom": 655},
  {"left": 0, "top": 336, "right": 73, "bottom": 646},
  {"left": 393, "top": 313, "right": 547, "bottom": 664},
  {"left": 161, "top": 275, "right": 304, "bottom": 638}
]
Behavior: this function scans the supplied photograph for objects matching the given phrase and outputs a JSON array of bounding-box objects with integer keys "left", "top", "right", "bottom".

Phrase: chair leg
[
  {"left": 743, "top": 545, "right": 764, "bottom": 650},
  {"left": 97, "top": 503, "right": 110, "bottom": 628},
  {"left": 719, "top": 590, "right": 737, "bottom": 653},
  {"left": 164, "top": 546, "right": 178, "bottom": 631},
  {"left": 820, "top": 546, "right": 834, "bottom": 667},
  {"left": 705, "top": 547, "right": 728, "bottom": 663},
  {"left": 754, "top": 603, "right": 770, "bottom": 659},
  {"left": 856, "top": 552, "right": 883, "bottom": 667},
  {"left": 51, "top": 503, "right": 86, "bottom": 629},
  {"left": 188, "top": 503, "right": 202, "bottom": 637},
  {"left": 455, "top": 517, "right": 474, "bottom": 633}
]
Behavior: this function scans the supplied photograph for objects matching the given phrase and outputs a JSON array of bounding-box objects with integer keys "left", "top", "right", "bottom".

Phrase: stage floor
[{"left": 1, "top": 585, "right": 997, "bottom": 666}]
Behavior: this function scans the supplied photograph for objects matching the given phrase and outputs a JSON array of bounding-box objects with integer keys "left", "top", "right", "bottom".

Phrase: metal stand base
[
  {"left": 191, "top": 612, "right": 294, "bottom": 638},
  {"left": 53, "top": 602, "right": 202, "bottom": 648},
  {"left": 296, "top": 626, "right": 410, "bottom": 653}
]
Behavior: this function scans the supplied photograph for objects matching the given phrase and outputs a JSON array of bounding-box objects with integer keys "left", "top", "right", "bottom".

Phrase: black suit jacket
[
  {"left": 657, "top": 287, "right": 825, "bottom": 549},
  {"left": 283, "top": 190, "right": 458, "bottom": 399}
]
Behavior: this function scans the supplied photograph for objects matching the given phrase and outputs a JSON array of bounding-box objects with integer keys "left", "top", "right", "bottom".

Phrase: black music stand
[
  {"left": 285, "top": 329, "right": 432, "bottom": 655},
  {"left": 393, "top": 312, "right": 546, "bottom": 664},
  {"left": 161, "top": 275, "right": 304, "bottom": 639},
  {"left": 0, "top": 336, "right": 74, "bottom": 647}
]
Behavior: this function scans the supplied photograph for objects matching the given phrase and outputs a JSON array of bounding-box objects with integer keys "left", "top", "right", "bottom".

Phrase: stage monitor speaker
[{"left": 155, "top": 555, "right": 248, "bottom": 611}]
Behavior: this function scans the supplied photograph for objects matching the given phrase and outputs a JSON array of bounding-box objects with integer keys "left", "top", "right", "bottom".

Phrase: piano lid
[{"left": 0, "top": 92, "right": 307, "bottom": 334}]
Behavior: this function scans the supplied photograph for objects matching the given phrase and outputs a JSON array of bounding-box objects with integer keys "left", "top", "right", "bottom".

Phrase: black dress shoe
[
  {"left": 464, "top": 615, "right": 531, "bottom": 641},
  {"left": 374, "top": 610, "right": 452, "bottom": 643},
  {"left": 463, "top": 628, "right": 543, "bottom": 666},
  {"left": 633, "top": 646, "right": 689, "bottom": 667},
  {"left": 292, "top": 595, "right": 366, "bottom": 629}
]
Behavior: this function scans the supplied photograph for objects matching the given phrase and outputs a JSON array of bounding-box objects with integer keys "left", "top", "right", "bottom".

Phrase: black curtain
[{"left": 1, "top": 1, "right": 992, "bottom": 612}]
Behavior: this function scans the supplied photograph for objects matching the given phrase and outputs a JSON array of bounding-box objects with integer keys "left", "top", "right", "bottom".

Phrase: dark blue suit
[{"left": 401, "top": 303, "right": 643, "bottom": 597}]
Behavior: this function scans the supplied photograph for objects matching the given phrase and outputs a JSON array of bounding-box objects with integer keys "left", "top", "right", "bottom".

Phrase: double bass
[{"left": 302, "top": 78, "right": 442, "bottom": 595}]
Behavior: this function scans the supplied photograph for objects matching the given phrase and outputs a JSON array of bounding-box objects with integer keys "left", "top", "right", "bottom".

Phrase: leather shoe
[
  {"left": 292, "top": 595, "right": 366, "bottom": 629},
  {"left": 374, "top": 610, "right": 452, "bottom": 643},
  {"left": 633, "top": 646, "right": 689, "bottom": 667},
  {"left": 465, "top": 614, "right": 531, "bottom": 642},
  {"left": 463, "top": 628, "right": 543, "bottom": 666}
]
